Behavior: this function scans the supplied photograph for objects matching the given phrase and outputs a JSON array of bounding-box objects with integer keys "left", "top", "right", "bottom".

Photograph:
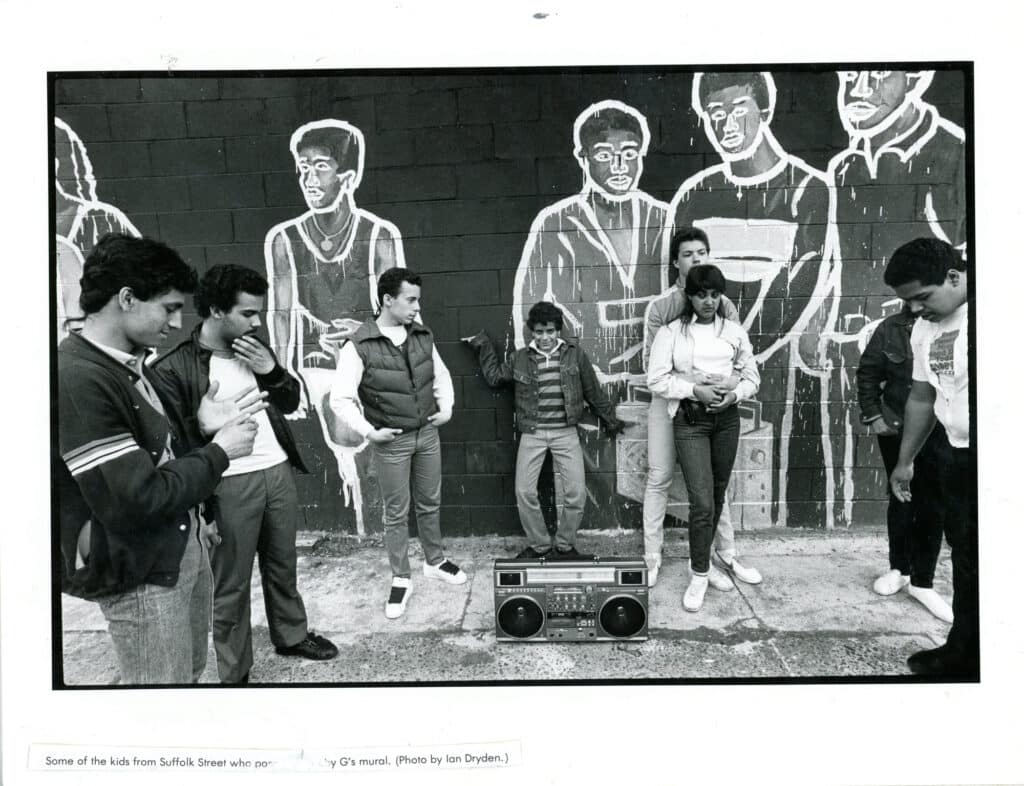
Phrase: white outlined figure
[
  {"left": 822, "top": 69, "right": 966, "bottom": 527},
  {"left": 265, "top": 119, "right": 405, "bottom": 535},
  {"left": 511, "top": 100, "right": 671, "bottom": 521},
  {"left": 54, "top": 118, "right": 139, "bottom": 340},
  {"left": 668, "top": 72, "right": 836, "bottom": 528}
]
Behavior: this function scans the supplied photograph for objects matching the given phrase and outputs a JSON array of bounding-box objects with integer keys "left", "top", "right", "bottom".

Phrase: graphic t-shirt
[{"left": 911, "top": 302, "right": 969, "bottom": 448}]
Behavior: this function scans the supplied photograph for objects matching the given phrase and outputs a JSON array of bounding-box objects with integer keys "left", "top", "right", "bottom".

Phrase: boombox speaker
[{"left": 493, "top": 557, "right": 648, "bottom": 642}]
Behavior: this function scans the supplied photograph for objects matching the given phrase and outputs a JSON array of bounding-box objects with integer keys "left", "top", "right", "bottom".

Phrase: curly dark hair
[
  {"left": 194, "top": 264, "right": 269, "bottom": 318},
  {"left": 526, "top": 301, "right": 564, "bottom": 331}
]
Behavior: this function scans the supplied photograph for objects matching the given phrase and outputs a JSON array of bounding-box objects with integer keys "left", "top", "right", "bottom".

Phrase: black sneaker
[
  {"left": 552, "top": 546, "right": 593, "bottom": 560},
  {"left": 516, "top": 546, "right": 552, "bottom": 559},
  {"left": 275, "top": 631, "right": 338, "bottom": 660}
]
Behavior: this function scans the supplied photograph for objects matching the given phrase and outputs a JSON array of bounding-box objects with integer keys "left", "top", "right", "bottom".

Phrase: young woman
[{"left": 647, "top": 265, "right": 760, "bottom": 612}]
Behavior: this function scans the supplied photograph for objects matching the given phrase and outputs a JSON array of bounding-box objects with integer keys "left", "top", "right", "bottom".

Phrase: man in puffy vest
[{"left": 329, "top": 267, "right": 466, "bottom": 619}]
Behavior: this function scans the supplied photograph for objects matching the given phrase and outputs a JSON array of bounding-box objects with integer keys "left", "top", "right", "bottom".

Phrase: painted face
[
  {"left": 217, "top": 292, "right": 264, "bottom": 343},
  {"left": 124, "top": 288, "right": 186, "bottom": 349},
  {"left": 673, "top": 240, "right": 710, "bottom": 277},
  {"left": 296, "top": 145, "right": 351, "bottom": 211},
  {"left": 383, "top": 281, "right": 421, "bottom": 326},
  {"left": 837, "top": 70, "right": 911, "bottom": 131},
  {"left": 688, "top": 288, "right": 722, "bottom": 322},
  {"left": 893, "top": 273, "right": 965, "bottom": 322},
  {"left": 582, "top": 128, "right": 643, "bottom": 196},
  {"left": 530, "top": 321, "right": 560, "bottom": 352},
  {"left": 702, "top": 84, "right": 764, "bottom": 156}
]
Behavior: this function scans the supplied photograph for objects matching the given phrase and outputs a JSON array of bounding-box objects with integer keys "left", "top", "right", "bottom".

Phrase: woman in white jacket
[{"left": 647, "top": 265, "right": 760, "bottom": 612}]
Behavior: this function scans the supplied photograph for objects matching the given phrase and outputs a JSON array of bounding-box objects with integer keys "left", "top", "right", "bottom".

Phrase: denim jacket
[
  {"left": 647, "top": 315, "right": 760, "bottom": 419},
  {"left": 468, "top": 331, "right": 622, "bottom": 434},
  {"left": 855, "top": 308, "right": 916, "bottom": 429}
]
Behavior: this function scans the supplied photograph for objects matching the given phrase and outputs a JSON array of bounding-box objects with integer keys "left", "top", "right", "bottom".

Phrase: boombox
[{"left": 493, "top": 557, "right": 649, "bottom": 642}]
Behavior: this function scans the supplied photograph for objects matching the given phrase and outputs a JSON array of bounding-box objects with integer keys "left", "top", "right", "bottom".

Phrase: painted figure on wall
[
  {"left": 822, "top": 69, "right": 966, "bottom": 526},
  {"left": 668, "top": 72, "right": 834, "bottom": 527},
  {"left": 265, "top": 119, "right": 406, "bottom": 534},
  {"left": 54, "top": 118, "right": 139, "bottom": 340},
  {"left": 511, "top": 100, "right": 671, "bottom": 526}
]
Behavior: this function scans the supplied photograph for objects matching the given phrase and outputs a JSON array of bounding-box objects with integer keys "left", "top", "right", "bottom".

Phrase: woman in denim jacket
[{"left": 647, "top": 265, "right": 760, "bottom": 612}]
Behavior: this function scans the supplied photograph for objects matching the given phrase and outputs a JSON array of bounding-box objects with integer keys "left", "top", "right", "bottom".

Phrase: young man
[
  {"left": 641, "top": 228, "right": 763, "bottom": 588},
  {"left": 856, "top": 305, "right": 952, "bottom": 622},
  {"left": 883, "top": 237, "right": 975, "bottom": 677},
  {"left": 153, "top": 265, "right": 338, "bottom": 685},
  {"left": 57, "top": 234, "right": 260, "bottom": 684},
  {"left": 329, "top": 267, "right": 466, "bottom": 619},
  {"left": 465, "top": 301, "right": 623, "bottom": 560}
]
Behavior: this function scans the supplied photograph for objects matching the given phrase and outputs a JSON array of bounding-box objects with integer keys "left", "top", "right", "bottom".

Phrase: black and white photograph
[{"left": 3, "top": 2, "right": 1022, "bottom": 784}]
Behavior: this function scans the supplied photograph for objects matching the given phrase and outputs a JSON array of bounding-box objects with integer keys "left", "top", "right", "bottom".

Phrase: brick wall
[{"left": 53, "top": 68, "right": 968, "bottom": 534}]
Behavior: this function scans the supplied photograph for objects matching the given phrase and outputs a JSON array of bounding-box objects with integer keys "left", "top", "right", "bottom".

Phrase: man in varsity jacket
[
  {"left": 57, "top": 233, "right": 260, "bottom": 685},
  {"left": 153, "top": 264, "right": 338, "bottom": 685},
  {"left": 465, "top": 301, "right": 623, "bottom": 560}
]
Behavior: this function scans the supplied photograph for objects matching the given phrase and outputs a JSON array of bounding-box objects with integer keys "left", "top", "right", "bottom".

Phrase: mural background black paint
[{"left": 53, "top": 68, "right": 968, "bottom": 534}]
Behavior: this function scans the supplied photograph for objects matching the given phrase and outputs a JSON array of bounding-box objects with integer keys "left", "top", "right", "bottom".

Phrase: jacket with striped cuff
[{"left": 57, "top": 333, "right": 230, "bottom": 600}]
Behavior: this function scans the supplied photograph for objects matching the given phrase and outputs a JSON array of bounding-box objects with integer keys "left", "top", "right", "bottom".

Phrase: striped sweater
[{"left": 531, "top": 341, "right": 568, "bottom": 428}]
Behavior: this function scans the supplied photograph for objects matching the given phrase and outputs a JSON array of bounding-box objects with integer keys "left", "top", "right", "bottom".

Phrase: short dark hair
[
  {"left": 79, "top": 233, "right": 197, "bottom": 316},
  {"left": 195, "top": 264, "right": 269, "bottom": 318},
  {"left": 578, "top": 107, "right": 645, "bottom": 152},
  {"left": 377, "top": 267, "right": 422, "bottom": 304},
  {"left": 292, "top": 125, "right": 361, "bottom": 175},
  {"left": 683, "top": 263, "right": 728, "bottom": 296},
  {"left": 670, "top": 227, "right": 711, "bottom": 261},
  {"left": 526, "top": 301, "right": 564, "bottom": 331},
  {"left": 884, "top": 237, "right": 965, "bottom": 288},
  {"left": 697, "top": 72, "right": 773, "bottom": 113}
]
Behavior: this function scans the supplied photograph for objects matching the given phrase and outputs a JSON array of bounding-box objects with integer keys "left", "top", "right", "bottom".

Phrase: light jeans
[
  {"left": 97, "top": 518, "right": 212, "bottom": 685},
  {"left": 374, "top": 424, "right": 446, "bottom": 577},
  {"left": 642, "top": 396, "right": 737, "bottom": 562},
  {"left": 515, "top": 426, "right": 586, "bottom": 551}
]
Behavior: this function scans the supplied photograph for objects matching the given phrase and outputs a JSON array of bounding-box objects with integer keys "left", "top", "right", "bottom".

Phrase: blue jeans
[
  {"left": 97, "top": 518, "right": 211, "bottom": 685},
  {"left": 374, "top": 424, "right": 446, "bottom": 577},
  {"left": 672, "top": 404, "right": 740, "bottom": 574},
  {"left": 515, "top": 426, "right": 586, "bottom": 551}
]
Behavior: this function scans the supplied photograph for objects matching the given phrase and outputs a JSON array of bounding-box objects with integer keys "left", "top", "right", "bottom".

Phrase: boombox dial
[{"left": 493, "top": 558, "right": 648, "bottom": 642}]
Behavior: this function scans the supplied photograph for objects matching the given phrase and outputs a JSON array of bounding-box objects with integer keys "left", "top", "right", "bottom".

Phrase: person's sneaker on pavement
[
  {"left": 707, "top": 563, "right": 735, "bottom": 592},
  {"left": 516, "top": 546, "right": 552, "bottom": 559},
  {"left": 275, "top": 631, "right": 338, "bottom": 660},
  {"left": 683, "top": 573, "right": 709, "bottom": 612},
  {"left": 715, "top": 551, "right": 763, "bottom": 585},
  {"left": 645, "top": 553, "right": 661, "bottom": 587},
  {"left": 907, "top": 584, "right": 954, "bottom": 623},
  {"left": 552, "top": 546, "right": 593, "bottom": 561},
  {"left": 873, "top": 568, "right": 910, "bottom": 596},
  {"left": 423, "top": 559, "right": 467, "bottom": 585},
  {"left": 385, "top": 577, "right": 413, "bottom": 619}
]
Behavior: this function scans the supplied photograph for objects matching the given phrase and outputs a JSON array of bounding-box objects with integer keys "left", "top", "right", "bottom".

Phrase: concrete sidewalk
[{"left": 60, "top": 530, "right": 953, "bottom": 684}]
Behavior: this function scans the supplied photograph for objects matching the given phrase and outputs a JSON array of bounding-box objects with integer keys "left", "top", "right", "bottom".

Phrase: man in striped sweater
[{"left": 466, "top": 302, "right": 623, "bottom": 559}]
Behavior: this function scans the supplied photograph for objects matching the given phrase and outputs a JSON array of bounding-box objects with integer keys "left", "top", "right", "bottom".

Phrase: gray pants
[
  {"left": 98, "top": 518, "right": 211, "bottom": 685},
  {"left": 209, "top": 461, "right": 308, "bottom": 683},
  {"left": 375, "top": 424, "right": 446, "bottom": 577},
  {"left": 515, "top": 426, "right": 586, "bottom": 551}
]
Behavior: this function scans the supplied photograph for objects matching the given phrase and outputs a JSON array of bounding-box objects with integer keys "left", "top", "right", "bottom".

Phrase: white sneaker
[
  {"left": 385, "top": 577, "right": 413, "bottom": 619},
  {"left": 645, "top": 553, "right": 661, "bottom": 587},
  {"left": 907, "top": 584, "right": 954, "bottom": 623},
  {"left": 683, "top": 574, "right": 709, "bottom": 612},
  {"left": 873, "top": 569, "right": 910, "bottom": 596},
  {"left": 423, "top": 559, "right": 467, "bottom": 585},
  {"left": 717, "top": 552, "right": 763, "bottom": 585},
  {"left": 707, "top": 564, "right": 735, "bottom": 592}
]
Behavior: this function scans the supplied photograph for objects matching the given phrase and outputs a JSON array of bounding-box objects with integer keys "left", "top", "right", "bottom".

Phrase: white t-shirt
[
  {"left": 689, "top": 321, "right": 735, "bottom": 379},
  {"left": 209, "top": 354, "right": 288, "bottom": 476},
  {"left": 910, "top": 302, "right": 969, "bottom": 448}
]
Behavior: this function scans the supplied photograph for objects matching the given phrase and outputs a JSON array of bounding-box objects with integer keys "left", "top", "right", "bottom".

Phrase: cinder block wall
[{"left": 53, "top": 69, "right": 967, "bottom": 535}]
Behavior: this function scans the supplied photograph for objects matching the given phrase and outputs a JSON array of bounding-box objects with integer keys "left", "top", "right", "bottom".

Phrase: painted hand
[
  {"left": 890, "top": 463, "right": 914, "bottom": 502},
  {"left": 232, "top": 336, "right": 277, "bottom": 375},
  {"left": 198, "top": 380, "right": 269, "bottom": 435}
]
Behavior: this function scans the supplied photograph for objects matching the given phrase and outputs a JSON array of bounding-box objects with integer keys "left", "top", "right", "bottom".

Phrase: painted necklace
[{"left": 311, "top": 211, "right": 354, "bottom": 252}]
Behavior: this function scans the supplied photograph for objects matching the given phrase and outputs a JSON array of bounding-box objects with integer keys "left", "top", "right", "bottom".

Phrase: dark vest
[{"left": 353, "top": 320, "right": 438, "bottom": 430}]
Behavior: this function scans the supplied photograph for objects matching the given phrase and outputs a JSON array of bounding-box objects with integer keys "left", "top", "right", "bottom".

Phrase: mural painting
[
  {"left": 54, "top": 118, "right": 139, "bottom": 339},
  {"left": 821, "top": 69, "right": 966, "bottom": 526},
  {"left": 265, "top": 119, "right": 406, "bottom": 534},
  {"left": 511, "top": 100, "right": 671, "bottom": 528}
]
